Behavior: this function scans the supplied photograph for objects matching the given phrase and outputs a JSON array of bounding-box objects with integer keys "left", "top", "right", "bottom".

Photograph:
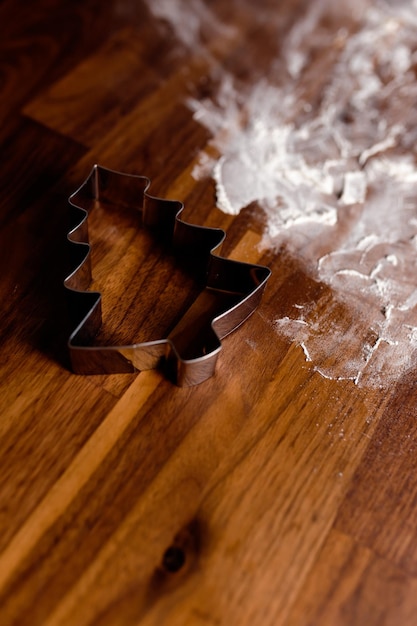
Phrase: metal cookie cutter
[{"left": 65, "top": 165, "right": 271, "bottom": 386}]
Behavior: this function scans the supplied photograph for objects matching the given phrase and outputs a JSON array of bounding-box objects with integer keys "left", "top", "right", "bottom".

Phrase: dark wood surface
[{"left": 1, "top": 1, "right": 417, "bottom": 624}]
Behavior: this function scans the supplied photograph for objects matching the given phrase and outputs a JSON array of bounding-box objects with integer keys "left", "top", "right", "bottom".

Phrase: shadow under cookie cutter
[{"left": 65, "top": 164, "right": 271, "bottom": 386}]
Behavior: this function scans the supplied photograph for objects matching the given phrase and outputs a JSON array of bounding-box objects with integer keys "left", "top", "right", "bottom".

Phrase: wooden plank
[
  {"left": 4, "top": 345, "right": 387, "bottom": 626},
  {"left": 0, "top": 0, "right": 137, "bottom": 129},
  {"left": 285, "top": 529, "right": 417, "bottom": 626},
  {"left": 0, "top": 117, "right": 85, "bottom": 228},
  {"left": 24, "top": 27, "right": 165, "bottom": 147},
  {"left": 335, "top": 376, "right": 417, "bottom": 575}
]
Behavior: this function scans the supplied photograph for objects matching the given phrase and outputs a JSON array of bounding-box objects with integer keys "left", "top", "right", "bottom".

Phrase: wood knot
[{"left": 159, "top": 518, "right": 203, "bottom": 579}]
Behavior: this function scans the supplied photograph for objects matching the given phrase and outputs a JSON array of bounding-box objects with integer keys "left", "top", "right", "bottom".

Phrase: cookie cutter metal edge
[{"left": 65, "top": 164, "right": 271, "bottom": 386}]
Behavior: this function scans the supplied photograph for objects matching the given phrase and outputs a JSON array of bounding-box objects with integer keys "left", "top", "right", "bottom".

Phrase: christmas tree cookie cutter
[{"left": 65, "top": 165, "right": 271, "bottom": 386}]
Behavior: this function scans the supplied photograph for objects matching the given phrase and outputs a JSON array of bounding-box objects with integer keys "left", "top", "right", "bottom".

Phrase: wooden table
[{"left": 1, "top": 1, "right": 417, "bottom": 624}]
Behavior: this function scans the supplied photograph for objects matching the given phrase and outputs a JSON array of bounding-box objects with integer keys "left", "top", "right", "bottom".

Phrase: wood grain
[{"left": 1, "top": 1, "right": 416, "bottom": 624}]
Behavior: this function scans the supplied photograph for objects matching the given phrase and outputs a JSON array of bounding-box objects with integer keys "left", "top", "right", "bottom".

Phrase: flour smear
[{"left": 149, "top": 0, "right": 417, "bottom": 386}]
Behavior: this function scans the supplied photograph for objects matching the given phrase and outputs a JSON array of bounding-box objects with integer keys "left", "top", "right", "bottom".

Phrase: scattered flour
[
  {"left": 148, "top": 0, "right": 417, "bottom": 386},
  {"left": 145, "top": 0, "right": 235, "bottom": 50}
]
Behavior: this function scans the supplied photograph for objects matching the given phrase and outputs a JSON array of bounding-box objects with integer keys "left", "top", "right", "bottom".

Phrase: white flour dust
[
  {"left": 149, "top": 0, "right": 417, "bottom": 386},
  {"left": 145, "top": 0, "right": 235, "bottom": 50}
]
